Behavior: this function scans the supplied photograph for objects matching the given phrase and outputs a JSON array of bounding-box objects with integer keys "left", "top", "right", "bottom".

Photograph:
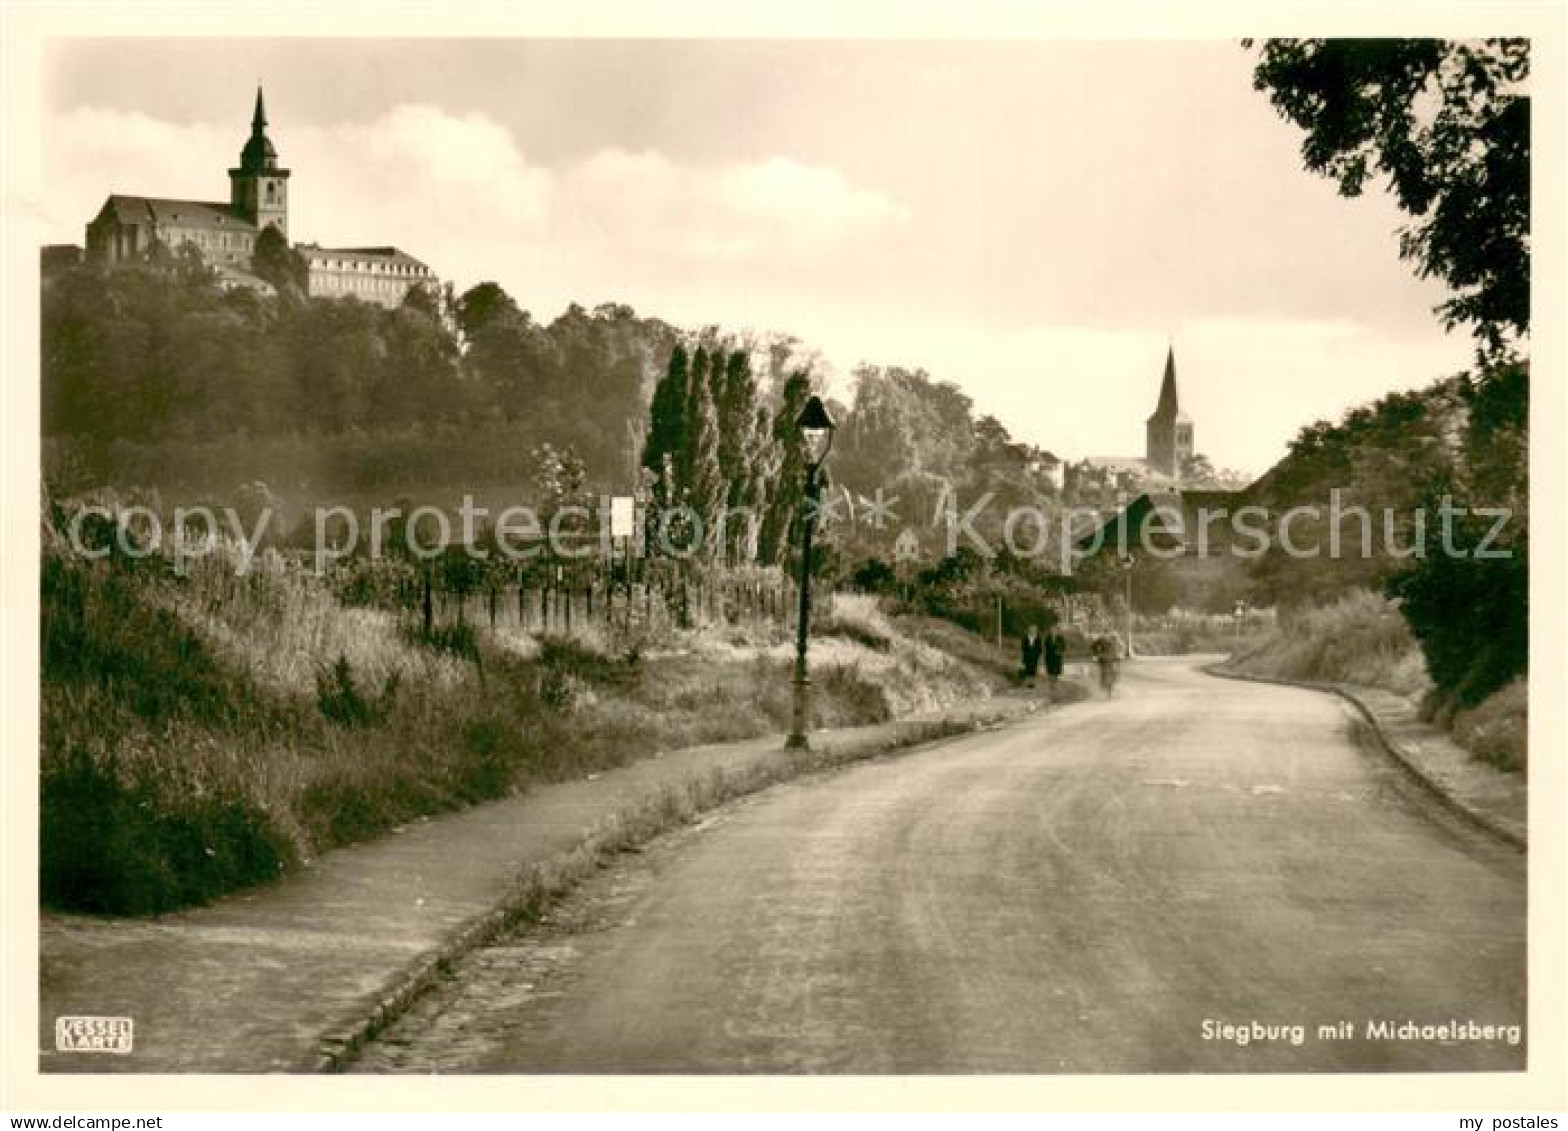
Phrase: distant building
[
  {"left": 81, "top": 86, "right": 433, "bottom": 306},
  {"left": 1144, "top": 345, "right": 1194, "bottom": 477},
  {"left": 86, "top": 88, "right": 285, "bottom": 271},
  {"left": 1069, "top": 345, "right": 1195, "bottom": 490},
  {"left": 1074, "top": 486, "right": 1251, "bottom": 613},
  {"left": 298, "top": 244, "right": 435, "bottom": 309}
]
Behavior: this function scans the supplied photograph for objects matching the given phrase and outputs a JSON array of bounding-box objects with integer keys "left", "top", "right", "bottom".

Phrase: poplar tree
[
  {"left": 683, "top": 347, "right": 711, "bottom": 489},
  {"left": 687, "top": 367, "right": 726, "bottom": 558},
  {"left": 759, "top": 369, "right": 813, "bottom": 566},
  {"left": 642, "top": 343, "right": 690, "bottom": 506}
]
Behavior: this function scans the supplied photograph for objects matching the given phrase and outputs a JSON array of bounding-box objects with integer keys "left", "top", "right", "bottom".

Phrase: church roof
[
  {"left": 1080, "top": 455, "right": 1151, "bottom": 475},
  {"left": 296, "top": 244, "right": 430, "bottom": 269},
  {"left": 97, "top": 195, "right": 256, "bottom": 233},
  {"left": 1147, "top": 345, "right": 1192, "bottom": 425}
]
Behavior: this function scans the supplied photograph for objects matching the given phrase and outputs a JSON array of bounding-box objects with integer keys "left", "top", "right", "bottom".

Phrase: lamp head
[{"left": 796, "top": 394, "right": 837, "bottom": 468}]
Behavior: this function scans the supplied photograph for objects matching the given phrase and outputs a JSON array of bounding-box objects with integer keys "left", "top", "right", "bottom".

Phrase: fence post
[
  {"left": 996, "top": 595, "right": 1004, "bottom": 662},
  {"left": 421, "top": 569, "right": 433, "bottom": 637}
]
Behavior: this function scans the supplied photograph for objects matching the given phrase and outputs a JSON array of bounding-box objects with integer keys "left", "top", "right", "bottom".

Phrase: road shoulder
[{"left": 1206, "top": 665, "right": 1525, "bottom": 850}]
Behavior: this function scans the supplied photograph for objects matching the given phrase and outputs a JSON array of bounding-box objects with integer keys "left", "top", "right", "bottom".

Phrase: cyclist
[{"left": 1091, "top": 632, "right": 1122, "bottom": 696}]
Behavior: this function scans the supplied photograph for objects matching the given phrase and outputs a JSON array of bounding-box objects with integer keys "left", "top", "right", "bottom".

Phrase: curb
[
  {"left": 1204, "top": 664, "right": 1525, "bottom": 852},
  {"left": 307, "top": 697, "right": 1048, "bottom": 1072}
]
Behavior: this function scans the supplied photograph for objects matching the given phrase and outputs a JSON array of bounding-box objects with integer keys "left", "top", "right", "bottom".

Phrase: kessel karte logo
[{"left": 55, "top": 1015, "right": 134, "bottom": 1054}]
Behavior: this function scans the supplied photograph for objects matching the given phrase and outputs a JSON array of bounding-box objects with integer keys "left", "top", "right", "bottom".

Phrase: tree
[
  {"left": 643, "top": 344, "right": 690, "bottom": 507},
  {"left": 250, "top": 225, "right": 308, "bottom": 296},
  {"left": 1247, "top": 38, "right": 1529, "bottom": 357},
  {"left": 683, "top": 347, "right": 711, "bottom": 489},
  {"left": 758, "top": 368, "right": 814, "bottom": 566},
  {"left": 687, "top": 366, "right": 726, "bottom": 557},
  {"left": 456, "top": 281, "right": 521, "bottom": 340},
  {"left": 532, "top": 442, "right": 588, "bottom": 517}
]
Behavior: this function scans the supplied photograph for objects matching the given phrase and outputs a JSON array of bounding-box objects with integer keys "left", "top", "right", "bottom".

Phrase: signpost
[{"left": 609, "top": 495, "right": 635, "bottom": 587}]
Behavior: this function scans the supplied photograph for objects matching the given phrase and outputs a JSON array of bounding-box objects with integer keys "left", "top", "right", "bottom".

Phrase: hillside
[
  {"left": 1227, "top": 360, "right": 1527, "bottom": 764},
  {"left": 43, "top": 260, "right": 682, "bottom": 501},
  {"left": 41, "top": 498, "right": 1014, "bottom": 915}
]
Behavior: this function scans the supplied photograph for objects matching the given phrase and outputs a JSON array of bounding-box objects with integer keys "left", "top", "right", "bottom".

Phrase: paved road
[{"left": 366, "top": 658, "right": 1526, "bottom": 1074}]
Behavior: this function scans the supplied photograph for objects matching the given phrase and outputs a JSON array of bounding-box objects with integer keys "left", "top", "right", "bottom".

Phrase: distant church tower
[
  {"left": 228, "top": 87, "right": 290, "bottom": 239},
  {"left": 1145, "top": 344, "right": 1193, "bottom": 477}
]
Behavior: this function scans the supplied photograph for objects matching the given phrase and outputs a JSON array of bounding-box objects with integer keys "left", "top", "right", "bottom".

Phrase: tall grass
[
  {"left": 1451, "top": 678, "right": 1527, "bottom": 774},
  {"left": 1231, "top": 589, "right": 1432, "bottom": 697},
  {"left": 174, "top": 542, "right": 472, "bottom": 697},
  {"left": 1229, "top": 587, "right": 1525, "bottom": 774},
  {"left": 41, "top": 531, "right": 1003, "bottom": 914}
]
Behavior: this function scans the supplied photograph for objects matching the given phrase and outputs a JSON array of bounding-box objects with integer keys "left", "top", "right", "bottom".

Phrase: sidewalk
[
  {"left": 1209, "top": 666, "right": 1526, "bottom": 849},
  {"left": 38, "top": 695, "right": 1042, "bottom": 1074}
]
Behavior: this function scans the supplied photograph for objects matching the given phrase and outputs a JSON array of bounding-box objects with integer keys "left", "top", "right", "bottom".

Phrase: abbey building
[{"left": 84, "top": 88, "right": 435, "bottom": 309}]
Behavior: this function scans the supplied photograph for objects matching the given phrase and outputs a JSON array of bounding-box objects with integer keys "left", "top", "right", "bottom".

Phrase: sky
[{"left": 37, "top": 38, "right": 1481, "bottom": 477}]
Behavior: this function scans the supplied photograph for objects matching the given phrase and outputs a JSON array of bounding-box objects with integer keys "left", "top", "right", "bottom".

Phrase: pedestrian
[
  {"left": 1043, "top": 625, "right": 1067, "bottom": 693},
  {"left": 1019, "top": 623, "right": 1044, "bottom": 688}
]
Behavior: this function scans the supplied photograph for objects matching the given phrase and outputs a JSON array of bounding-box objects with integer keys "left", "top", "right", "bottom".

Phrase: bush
[
  {"left": 1387, "top": 532, "right": 1527, "bottom": 713},
  {"left": 403, "top": 620, "right": 480, "bottom": 663},
  {"left": 315, "top": 655, "right": 397, "bottom": 727},
  {"left": 1450, "top": 678, "right": 1527, "bottom": 774},
  {"left": 41, "top": 743, "right": 290, "bottom": 915},
  {"left": 850, "top": 557, "right": 897, "bottom": 594},
  {"left": 1232, "top": 589, "right": 1431, "bottom": 696},
  {"left": 813, "top": 663, "right": 892, "bottom": 725},
  {"left": 818, "top": 596, "right": 895, "bottom": 652},
  {"left": 42, "top": 554, "right": 265, "bottom": 730}
]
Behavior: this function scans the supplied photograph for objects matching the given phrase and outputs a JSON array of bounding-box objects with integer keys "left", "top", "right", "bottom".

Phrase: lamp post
[
  {"left": 1120, "top": 553, "right": 1136, "bottom": 659},
  {"left": 787, "top": 394, "right": 837, "bottom": 751}
]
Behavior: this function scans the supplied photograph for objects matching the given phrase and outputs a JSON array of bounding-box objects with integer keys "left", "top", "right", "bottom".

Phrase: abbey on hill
[{"left": 84, "top": 87, "right": 436, "bottom": 309}]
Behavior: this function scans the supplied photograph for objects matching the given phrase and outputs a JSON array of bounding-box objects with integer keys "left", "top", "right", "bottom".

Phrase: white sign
[{"left": 608, "top": 496, "right": 636, "bottom": 539}]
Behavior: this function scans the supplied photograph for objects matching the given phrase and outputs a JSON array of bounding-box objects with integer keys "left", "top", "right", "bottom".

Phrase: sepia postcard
[{"left": 2, "top": 0, "right": 1564, "bottom": 1116}]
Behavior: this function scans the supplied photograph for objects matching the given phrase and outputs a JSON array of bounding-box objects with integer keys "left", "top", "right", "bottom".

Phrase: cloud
[
  {"left": 563, "top": 149, "right": 909, "bottom": 265},
  {"left": 43, "top": 104, "right": 909, "bottom": 280},
  {"left": 322, "top": 105, "right": 552, "bottom": 231}
]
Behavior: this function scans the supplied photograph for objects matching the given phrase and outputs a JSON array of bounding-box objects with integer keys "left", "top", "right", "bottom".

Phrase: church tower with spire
[
  {"left": 1145, "top": 345, "right": 1193, "bottom": 477},
  {"left": 228, "top": 86, "right": 290, "bottom": 238},
  {"left": 85, "top": 85, "right": 434, "bottom": 305}
]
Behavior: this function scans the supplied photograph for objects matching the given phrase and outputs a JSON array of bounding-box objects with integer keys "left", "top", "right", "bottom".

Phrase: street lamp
[
  {"left": 1120, "top": 553, "right": 1136, "bottom": 659},
  {"left": 787, "top": 394, "right": 837, "bottom": 751}
]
